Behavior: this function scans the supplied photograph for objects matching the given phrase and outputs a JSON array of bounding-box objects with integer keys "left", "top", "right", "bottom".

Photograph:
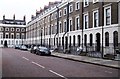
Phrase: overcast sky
[{"left": 0, "top": 0, "right": 61, "bottom": 23}]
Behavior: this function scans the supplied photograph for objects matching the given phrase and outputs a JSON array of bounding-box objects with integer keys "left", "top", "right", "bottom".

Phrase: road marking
[
  {"left": 49, "top": 70, "right": 67, "bottom": 79},
  {"left": 31, "top": 61, "right": 45, "bottom": 69},
  {"left": 105, "top": 71, "right": 112, "bottom": 73},
  {"left": 22, "top": 57, "right": 29, "bottom": 61}
]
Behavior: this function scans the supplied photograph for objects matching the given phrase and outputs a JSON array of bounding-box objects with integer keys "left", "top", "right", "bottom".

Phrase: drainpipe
[
  {"left": 44, "top": 18, "right": 45, "bottom": 46},
  {"left": 49, "top": 14, "right": 52, "bottom": 49},
  {"left": 41, "top": 28, "right": 42, "bottom": 46},
  {"left": 54, "top": 6, "right": 59, "bottom": 49},
  {"left": 57, "top": 6, "right": 59, "bottom": 48},
  {"left": 82, "top": 2, "right": 84, "bottom": 52},
  {"left": 63, "top": 2, "right": 69, "bottom": 52},
  {"left": 101, "top": 2, "right": 104, "bottom": 58}
]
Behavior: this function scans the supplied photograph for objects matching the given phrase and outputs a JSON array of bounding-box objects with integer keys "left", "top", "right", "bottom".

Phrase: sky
[{"left": 0, "top": 0, "right": 61, "bottom": 23}]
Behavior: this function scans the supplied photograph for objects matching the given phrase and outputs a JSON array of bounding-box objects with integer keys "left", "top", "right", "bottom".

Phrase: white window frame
[
  {"left": 21, "top": 33, "right": 25, "bottom": 39},
  {"left": 84, "top": 13, "right": 89, "bottom": 29},
  {"left": 93, "top": 10, "right": 99, "bottom": 27},
  {"left": 21, "top": 28, "right": 25, "bottom": 32},
  {"left": 75, "top": 1, "right": 80, "bottom": 10},
  {"left": 11, "top": 33, "right": 14, "bottom": 39},
  {"left": 51, "top": 24, "right": 53, "bottom": 34},
  {"left": 0, "top": 33, "right": 3, "bottom": 39},
  {"left": 16, "top": 28, "right": 20, "bottom": 32},
  {"left": 75, "top": 16, "right": 80, "bottom": 30},
  {"left": 48, "top": 25, "right": 50, "bottom": 35},
  {"left": 5, "top": 28, "right": 9, "bottom": 31},
  {"left": 69, "top": 4, "right": 73, "bottom": 13},
  {"left": 54, "top": 23, "right": 57, "bottom": 34},
  {"left": 0, "top": 27, "right": 3, "bottom": 31},
  {"left": 48, "top": 16, "right": 50, "bottom": 22},
  {"left": 63, "top": 20, "right": 67, "bottom": 32},
  {"left": 64, "top": 7, "right": 67, "bottom": 15},
  {"left": 5, "top": 33, "right": 9, "bottom": 39},
  {"left": 59, "top": 22, "right": 62, "bottom": 33},
  {"left": 59, "top": 10, "right": 62, "bottom": 17},
  {"left": 11, "top": 28, "right": 14, "bottom": 31},
  {"left": 84, "top": 0, "right": 89, "bottom": 7},
  {"left": 54, "top": 12, "right": 57, "bottom": 20},
  {"left": 104, "top": 6, "right": 111, "bottom": 26},
  {"left": 16, "top": 33, "right": 20, "bottom": 39},
  {"left": 69, "top": 18, "right": 73, "bottom": 31},
  {"left": 51, "top": 14, "right": 54, "bottom": 20}
]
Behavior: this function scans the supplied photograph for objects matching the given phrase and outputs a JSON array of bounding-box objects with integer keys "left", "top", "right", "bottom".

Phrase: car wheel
[
  {"left": 36, "top": 52, "right": 38, "bottom": 55},
  {"left": 39, "top": 52, "right": 42, "bottom": 56}
]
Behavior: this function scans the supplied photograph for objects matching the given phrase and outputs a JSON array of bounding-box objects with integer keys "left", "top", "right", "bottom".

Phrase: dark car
[
  {"left": 30, "top": 45, "right": 38, "bottom": 54},
  {"left": 36, "top": 47, "right": 51, "bottom": 56}
]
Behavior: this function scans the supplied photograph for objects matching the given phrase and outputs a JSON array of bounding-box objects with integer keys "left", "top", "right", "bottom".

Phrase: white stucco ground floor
[
  {"left": 26, "top": 24, "right": 120, "bottom": 57},
  {"left": 0, "top": 39, "right": 25, "bottom": 48}
]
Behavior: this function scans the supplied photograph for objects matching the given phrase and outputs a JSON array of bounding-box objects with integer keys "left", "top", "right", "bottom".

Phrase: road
[{"left": 1, "top": 48, "right": 119, "bottom": 78}]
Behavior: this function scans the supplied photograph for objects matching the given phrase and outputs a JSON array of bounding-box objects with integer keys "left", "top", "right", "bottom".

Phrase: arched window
[
  {"left": 90, "top": 34, "right": 93, "bottom": 46},
  {"left": 73, "top": 35, "right": 75, "bottom": 46},
  {"left": 105, "top": 32, "right": 109, "bottom": 46},
  {"left": 78, "top": 35, "right": 81, "bottom": 46},
  {"left": 84, "top": 34, "right": 87, "bottom": 46},
  {"left": 113, "top": 31, "right": 118, "bottom": 47}
]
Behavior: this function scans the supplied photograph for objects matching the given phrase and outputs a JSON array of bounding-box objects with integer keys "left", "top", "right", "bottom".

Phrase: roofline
[{"left": 0, "top": 23, "right": 26, "bottom": 27}]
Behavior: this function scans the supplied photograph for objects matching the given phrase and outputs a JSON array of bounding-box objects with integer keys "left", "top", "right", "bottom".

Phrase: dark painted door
[
  {"left": 96, "top": 33, "right": 100, "bottom": 52},
  {"left": 4, "top": 40, "right": 8, "bottom": 47}
]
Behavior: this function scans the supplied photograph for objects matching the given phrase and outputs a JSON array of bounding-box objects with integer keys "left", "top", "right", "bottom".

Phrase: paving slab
[{"left": 52, "top": 52, "right": 120, "bottom": 69}]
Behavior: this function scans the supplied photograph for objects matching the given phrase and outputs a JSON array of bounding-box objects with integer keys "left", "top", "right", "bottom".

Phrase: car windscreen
[{"left": 39, "top": 47, "right": 49, "bottom": 51}]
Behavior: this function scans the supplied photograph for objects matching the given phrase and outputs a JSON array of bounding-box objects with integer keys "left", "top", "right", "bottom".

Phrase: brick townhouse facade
[{"left": 26, "top": 0, "right": 120, "bottom": 57}]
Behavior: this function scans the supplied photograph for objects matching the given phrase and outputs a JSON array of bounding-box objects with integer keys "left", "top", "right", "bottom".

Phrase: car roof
[{"left": 39, "top": 46, "right": 48, "bottom": 49}]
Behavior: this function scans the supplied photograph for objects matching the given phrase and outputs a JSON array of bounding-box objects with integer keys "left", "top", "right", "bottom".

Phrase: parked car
[
  {"left": 14, "top": 45, "right": 21, "bottom": 49},
  {"left": 20, "top": 45, "right": 28, "bottom": 51},
  {"left": 36, "top": 47, "right": 51, "bottom": 56},
  {"left": 30, "top": 45, "right": 38, "bottom": 54}
]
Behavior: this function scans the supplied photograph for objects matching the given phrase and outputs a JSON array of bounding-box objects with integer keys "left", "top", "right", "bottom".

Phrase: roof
[{"left": 0, "top": 23, "right": 26, "bottom": 28}]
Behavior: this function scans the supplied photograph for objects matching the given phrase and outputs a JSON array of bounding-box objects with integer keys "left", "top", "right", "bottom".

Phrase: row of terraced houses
[
  {"left": 0, "top": 0, "right": 120, "bottom": 57},
  {"left": 26, "top": 0, "right": 120, "bottom": 57}
]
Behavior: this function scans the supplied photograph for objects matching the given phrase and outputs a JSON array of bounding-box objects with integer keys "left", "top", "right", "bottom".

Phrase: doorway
[
  {"left": 96, "top": 33, "right": 101, "bottom": 52},
  {"left": 4, "top": 40, "right": 8, "bottom": 47},
  {"left": 65, "top": 36, "right": 68, "bottom": 49}
]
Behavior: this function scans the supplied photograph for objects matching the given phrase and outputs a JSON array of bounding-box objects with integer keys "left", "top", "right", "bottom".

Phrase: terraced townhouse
[
  {"left": 26, "top": 0, "right": 120, "bottom": 57},
  {"left": 0, "top": 15, "right": 26, "bottom": 47}
]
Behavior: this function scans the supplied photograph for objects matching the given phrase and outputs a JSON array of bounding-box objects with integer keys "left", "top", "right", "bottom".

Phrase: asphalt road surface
[{"left": 1, "top": 48, "right": 119, "bottom": 79}]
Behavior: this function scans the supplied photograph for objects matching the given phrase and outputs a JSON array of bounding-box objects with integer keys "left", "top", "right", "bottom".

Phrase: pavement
[{"left": 51, "top": 52, "right": 120, "bottom": 69}]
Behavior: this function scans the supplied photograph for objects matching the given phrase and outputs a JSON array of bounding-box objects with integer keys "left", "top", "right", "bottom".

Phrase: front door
[
  {"left": 4, "top": 40, "right": 8, "bottom": 47},
  {"left": 96, "top": 33, "right": 100, "bottom": 52},
  {"left": 65, "top": 37, "right": 68, "bottom": 49}
]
